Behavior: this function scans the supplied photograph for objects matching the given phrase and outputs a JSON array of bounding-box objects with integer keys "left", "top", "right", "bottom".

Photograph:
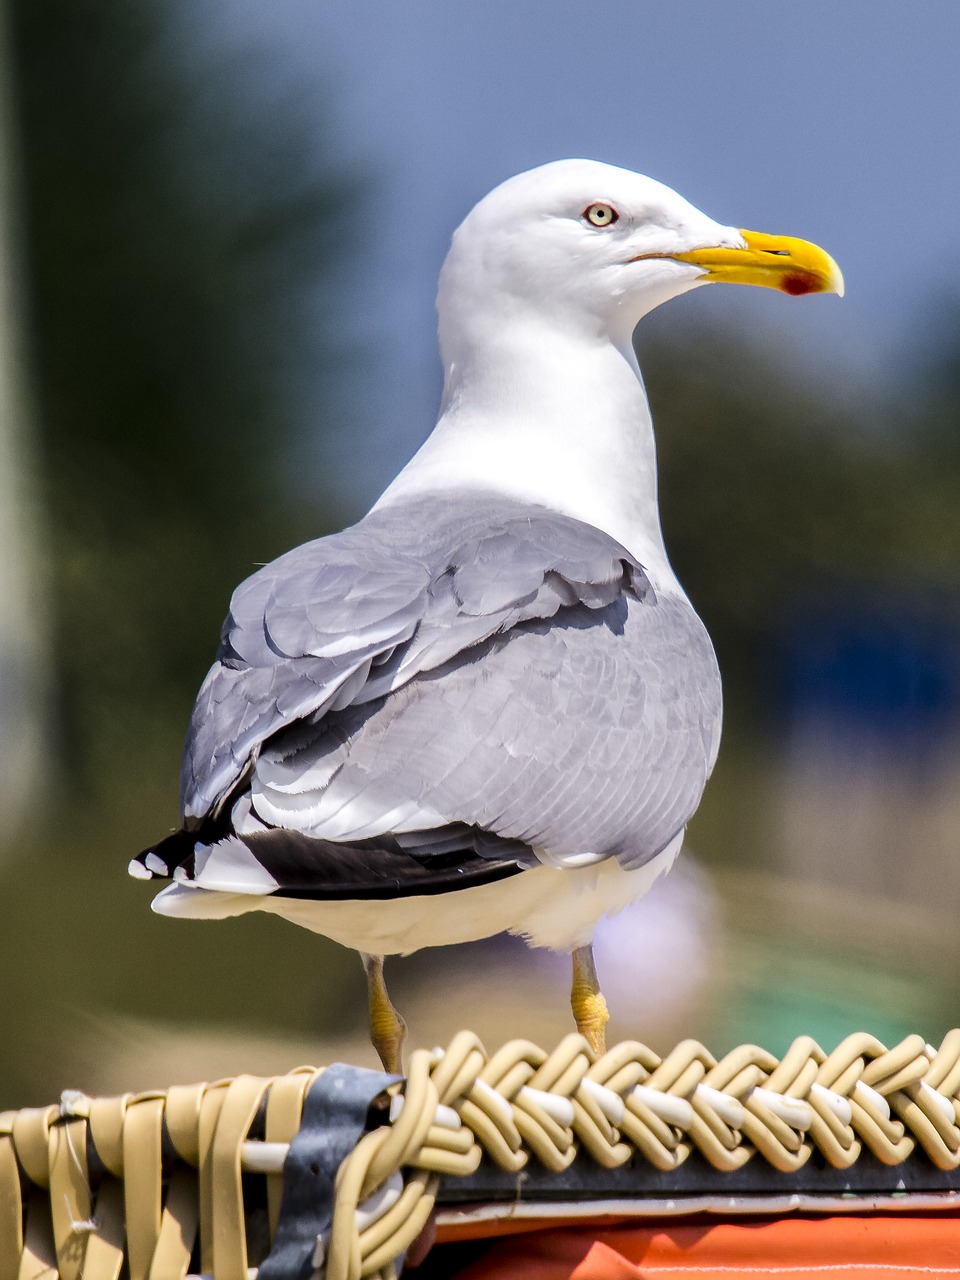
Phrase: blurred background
[{"left": 2, "top": 0, "right": 960, "bottom": 1106}]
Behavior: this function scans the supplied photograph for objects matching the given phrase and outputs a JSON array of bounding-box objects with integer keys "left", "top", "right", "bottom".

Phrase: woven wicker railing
[{"left": 4, "top": 1028, "right": 960, "bottom": 1280}]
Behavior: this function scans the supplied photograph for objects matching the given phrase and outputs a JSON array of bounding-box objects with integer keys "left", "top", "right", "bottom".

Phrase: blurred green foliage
[
  {"left": 911, "top": 300, "right": 960, "bottom": 471},
  {"left": 2, "top": 0, "right": 960, "bottom": 1107},
  {"left": 639, "top": 320, "right": 960, "bottom": 727},
  {"left": 2, "top": 0, "right": 368, "bottom": 1103},
  {"left": 11, "top": 0, "right": 360, "bottom": 789}
]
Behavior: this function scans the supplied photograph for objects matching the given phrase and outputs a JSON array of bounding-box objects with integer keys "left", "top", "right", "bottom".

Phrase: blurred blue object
[
  {"left": 772, "top": 586, "right": 960, "bottom": 917},
  {"left": 779, "top": 589, "right": 960, "bottom": 761}
]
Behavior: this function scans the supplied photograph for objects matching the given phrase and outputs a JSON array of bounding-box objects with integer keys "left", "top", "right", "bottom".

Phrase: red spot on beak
[{"left": 781, "top": 272, "right": 819, "bottom": 296}]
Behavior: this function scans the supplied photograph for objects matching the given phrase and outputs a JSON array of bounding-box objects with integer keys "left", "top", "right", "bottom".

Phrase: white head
[
  {"left": 382, "top": 158, "right": 842, "bottom": 583},
  {"left": 438, "top": 158, "right": 843, "bottom": 356}
]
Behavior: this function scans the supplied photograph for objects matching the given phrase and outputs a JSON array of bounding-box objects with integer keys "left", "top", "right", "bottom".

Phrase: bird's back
[{"left": 134, "top": 493, "right": 721, "bottom": 932}]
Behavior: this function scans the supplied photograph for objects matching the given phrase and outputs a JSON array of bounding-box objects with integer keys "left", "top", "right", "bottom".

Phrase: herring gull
[{"left": 130, "top": 159, "right": 843, "bottom": 1070}]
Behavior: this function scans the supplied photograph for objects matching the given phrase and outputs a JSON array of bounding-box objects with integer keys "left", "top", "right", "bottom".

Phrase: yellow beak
[{"left": 671, "top": 229, "right": 845, "bottom": 297}]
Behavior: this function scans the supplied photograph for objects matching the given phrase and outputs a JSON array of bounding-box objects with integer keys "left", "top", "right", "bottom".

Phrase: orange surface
[{"left": 443, "top": 1215, "right": 960, "bottom": 1278}]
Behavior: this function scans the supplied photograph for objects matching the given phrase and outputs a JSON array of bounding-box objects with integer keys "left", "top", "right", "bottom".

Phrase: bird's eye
[{"left": 584, "top": 203, "right": 619, "bottom": 228}]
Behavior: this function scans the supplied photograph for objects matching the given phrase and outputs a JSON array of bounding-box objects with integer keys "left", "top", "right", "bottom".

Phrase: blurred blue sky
[{"left": 206, "top": 0, "right": 960, "bottom": 505}]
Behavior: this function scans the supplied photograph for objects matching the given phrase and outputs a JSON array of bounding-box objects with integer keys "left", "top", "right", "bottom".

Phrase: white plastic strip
[
  {"left": 240, "top": 1141, "right": 289, "bottom": 1174},
  {"left": 919, "top": 1081, "right": 958, "bottom": 1127},
  {"left": 59, "top": 1089, "right": 91, "bottom": 1119},
  {"left": 518, "top": 1086, "right": 575, "bottom": 1128},
  {"left": 629, "top": 1085, "right": 694, "bottom": 1130},
  {"left": 468, "top": 1078, "right": 514, "bottom": 1128},
  {"left": 749, "top": 1086, "right": 813, "bottom": 1131},
  {"left": 809, "top": 1082, "right": 853, "bottom": 1126},
  {"left": 434, "top": 1104, "right": 462, "bottom": 1131},
  {"left": 307, "top": 1170, "right": 407, "bottom": 1275},
  {"left": 389, "top": 1093, "right": 461, "bottom": 1130},
  {"left": 694, "top": 1084, "right": 745, "bottom": 1129},
  {"left": 356, "top": 1170, "right": 404, "bottom": 1232},
  {"left": 854, "top": 1080, "right": 892, "bottom": 1119},
  {"left": 313, "top": 1236, "right": 326, "bottom": 1272},
  {"left": 579, "top": 1078, "right": 625, "bottom": 1127},
  {"left": 435, "top": 1189, "right": 960, "bottom": 1230}
]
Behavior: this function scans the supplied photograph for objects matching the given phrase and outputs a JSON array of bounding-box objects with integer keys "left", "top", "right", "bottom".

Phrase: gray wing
[
  {"left": 183, "top": 494, "right": 652, "bottom": 815},
  {"left": 252, "top": 587, "right": 719, "bottom": 870},
  {"left": 176, "top": 492, "right": 720, "bottom": 881}
]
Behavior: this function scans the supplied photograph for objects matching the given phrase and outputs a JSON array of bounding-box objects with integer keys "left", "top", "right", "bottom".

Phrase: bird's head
[{"left": 438, "top": 158, "right": 843, "bottom": 348}]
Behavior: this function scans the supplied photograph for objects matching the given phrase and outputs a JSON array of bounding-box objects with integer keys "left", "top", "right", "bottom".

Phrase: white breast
[{"left": 152, "top": 834, "right": 684, "bottom": 955}]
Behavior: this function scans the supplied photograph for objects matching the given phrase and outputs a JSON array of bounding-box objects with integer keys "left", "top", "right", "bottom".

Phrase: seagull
[{"left": 130, "top": 159, "right": 842, "bottom": 1071}]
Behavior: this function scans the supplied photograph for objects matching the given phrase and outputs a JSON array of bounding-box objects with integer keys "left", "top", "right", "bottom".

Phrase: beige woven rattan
[{"left": 3, "top": 1028, "right": 960, "bottom": 1280}]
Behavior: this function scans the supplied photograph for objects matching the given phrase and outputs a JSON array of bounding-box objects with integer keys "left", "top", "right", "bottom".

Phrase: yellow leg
[
  {"left": 362, "top": 952, "right": 407, "bottom": 1074},
  {"left": 570, "top": 944, "right": 609, "bottom": 1056}
]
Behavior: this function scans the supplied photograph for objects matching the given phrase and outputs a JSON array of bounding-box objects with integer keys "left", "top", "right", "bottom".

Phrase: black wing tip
[
  {"left": 129, "top": 829, "right": 197, "bottom": 882},
  {"left": 239, "top": 827, "right": 528, "bottom": 900},
  {"left": 128, "top": 823, "right": 529, "bottom": 900}
]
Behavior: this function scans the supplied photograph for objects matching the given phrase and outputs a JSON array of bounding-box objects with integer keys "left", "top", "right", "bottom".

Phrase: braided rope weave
[{"left": 3, "top": 1028, "right": 960, "bottom": 1280}]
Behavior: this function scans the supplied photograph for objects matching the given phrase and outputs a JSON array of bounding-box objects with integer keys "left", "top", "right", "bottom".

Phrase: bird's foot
[
  {"left": 363, "top": 953, "right": 407, "bottom": 1074},
  {"left": 570, "top": 944, "right": 609, "bottom": 1057},
  {"left": 575, "top": 991, "right": 609, "bottom": 1056}
]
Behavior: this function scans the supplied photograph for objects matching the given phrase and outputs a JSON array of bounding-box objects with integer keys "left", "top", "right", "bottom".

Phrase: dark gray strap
[{"left": 260, "top": 1063, "right": 400, "bottom": 1280}]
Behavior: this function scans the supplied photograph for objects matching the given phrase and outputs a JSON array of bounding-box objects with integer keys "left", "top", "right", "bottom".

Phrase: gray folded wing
[{"left": 181, "top": 492, "right": 721, "bottom": 875}]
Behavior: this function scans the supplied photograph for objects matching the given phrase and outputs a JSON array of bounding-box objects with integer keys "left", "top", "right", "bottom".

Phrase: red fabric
[{"left": 445, "top": 1215, "right": 960, "bottom": 1279}]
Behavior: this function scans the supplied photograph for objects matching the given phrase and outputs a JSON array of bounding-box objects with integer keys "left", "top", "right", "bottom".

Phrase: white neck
[{"left": 375, "top": 321, "right": 683, "bottom": 596}]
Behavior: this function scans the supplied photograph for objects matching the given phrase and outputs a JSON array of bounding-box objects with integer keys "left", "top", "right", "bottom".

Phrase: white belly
[{"left": 152, "top": 835, "right": 683, "bottom": 955}]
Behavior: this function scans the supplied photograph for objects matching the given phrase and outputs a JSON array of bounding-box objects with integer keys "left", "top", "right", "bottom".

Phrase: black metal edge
[{"left": 437, "top": 1149, "right": 960, "bottom": 1205}]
